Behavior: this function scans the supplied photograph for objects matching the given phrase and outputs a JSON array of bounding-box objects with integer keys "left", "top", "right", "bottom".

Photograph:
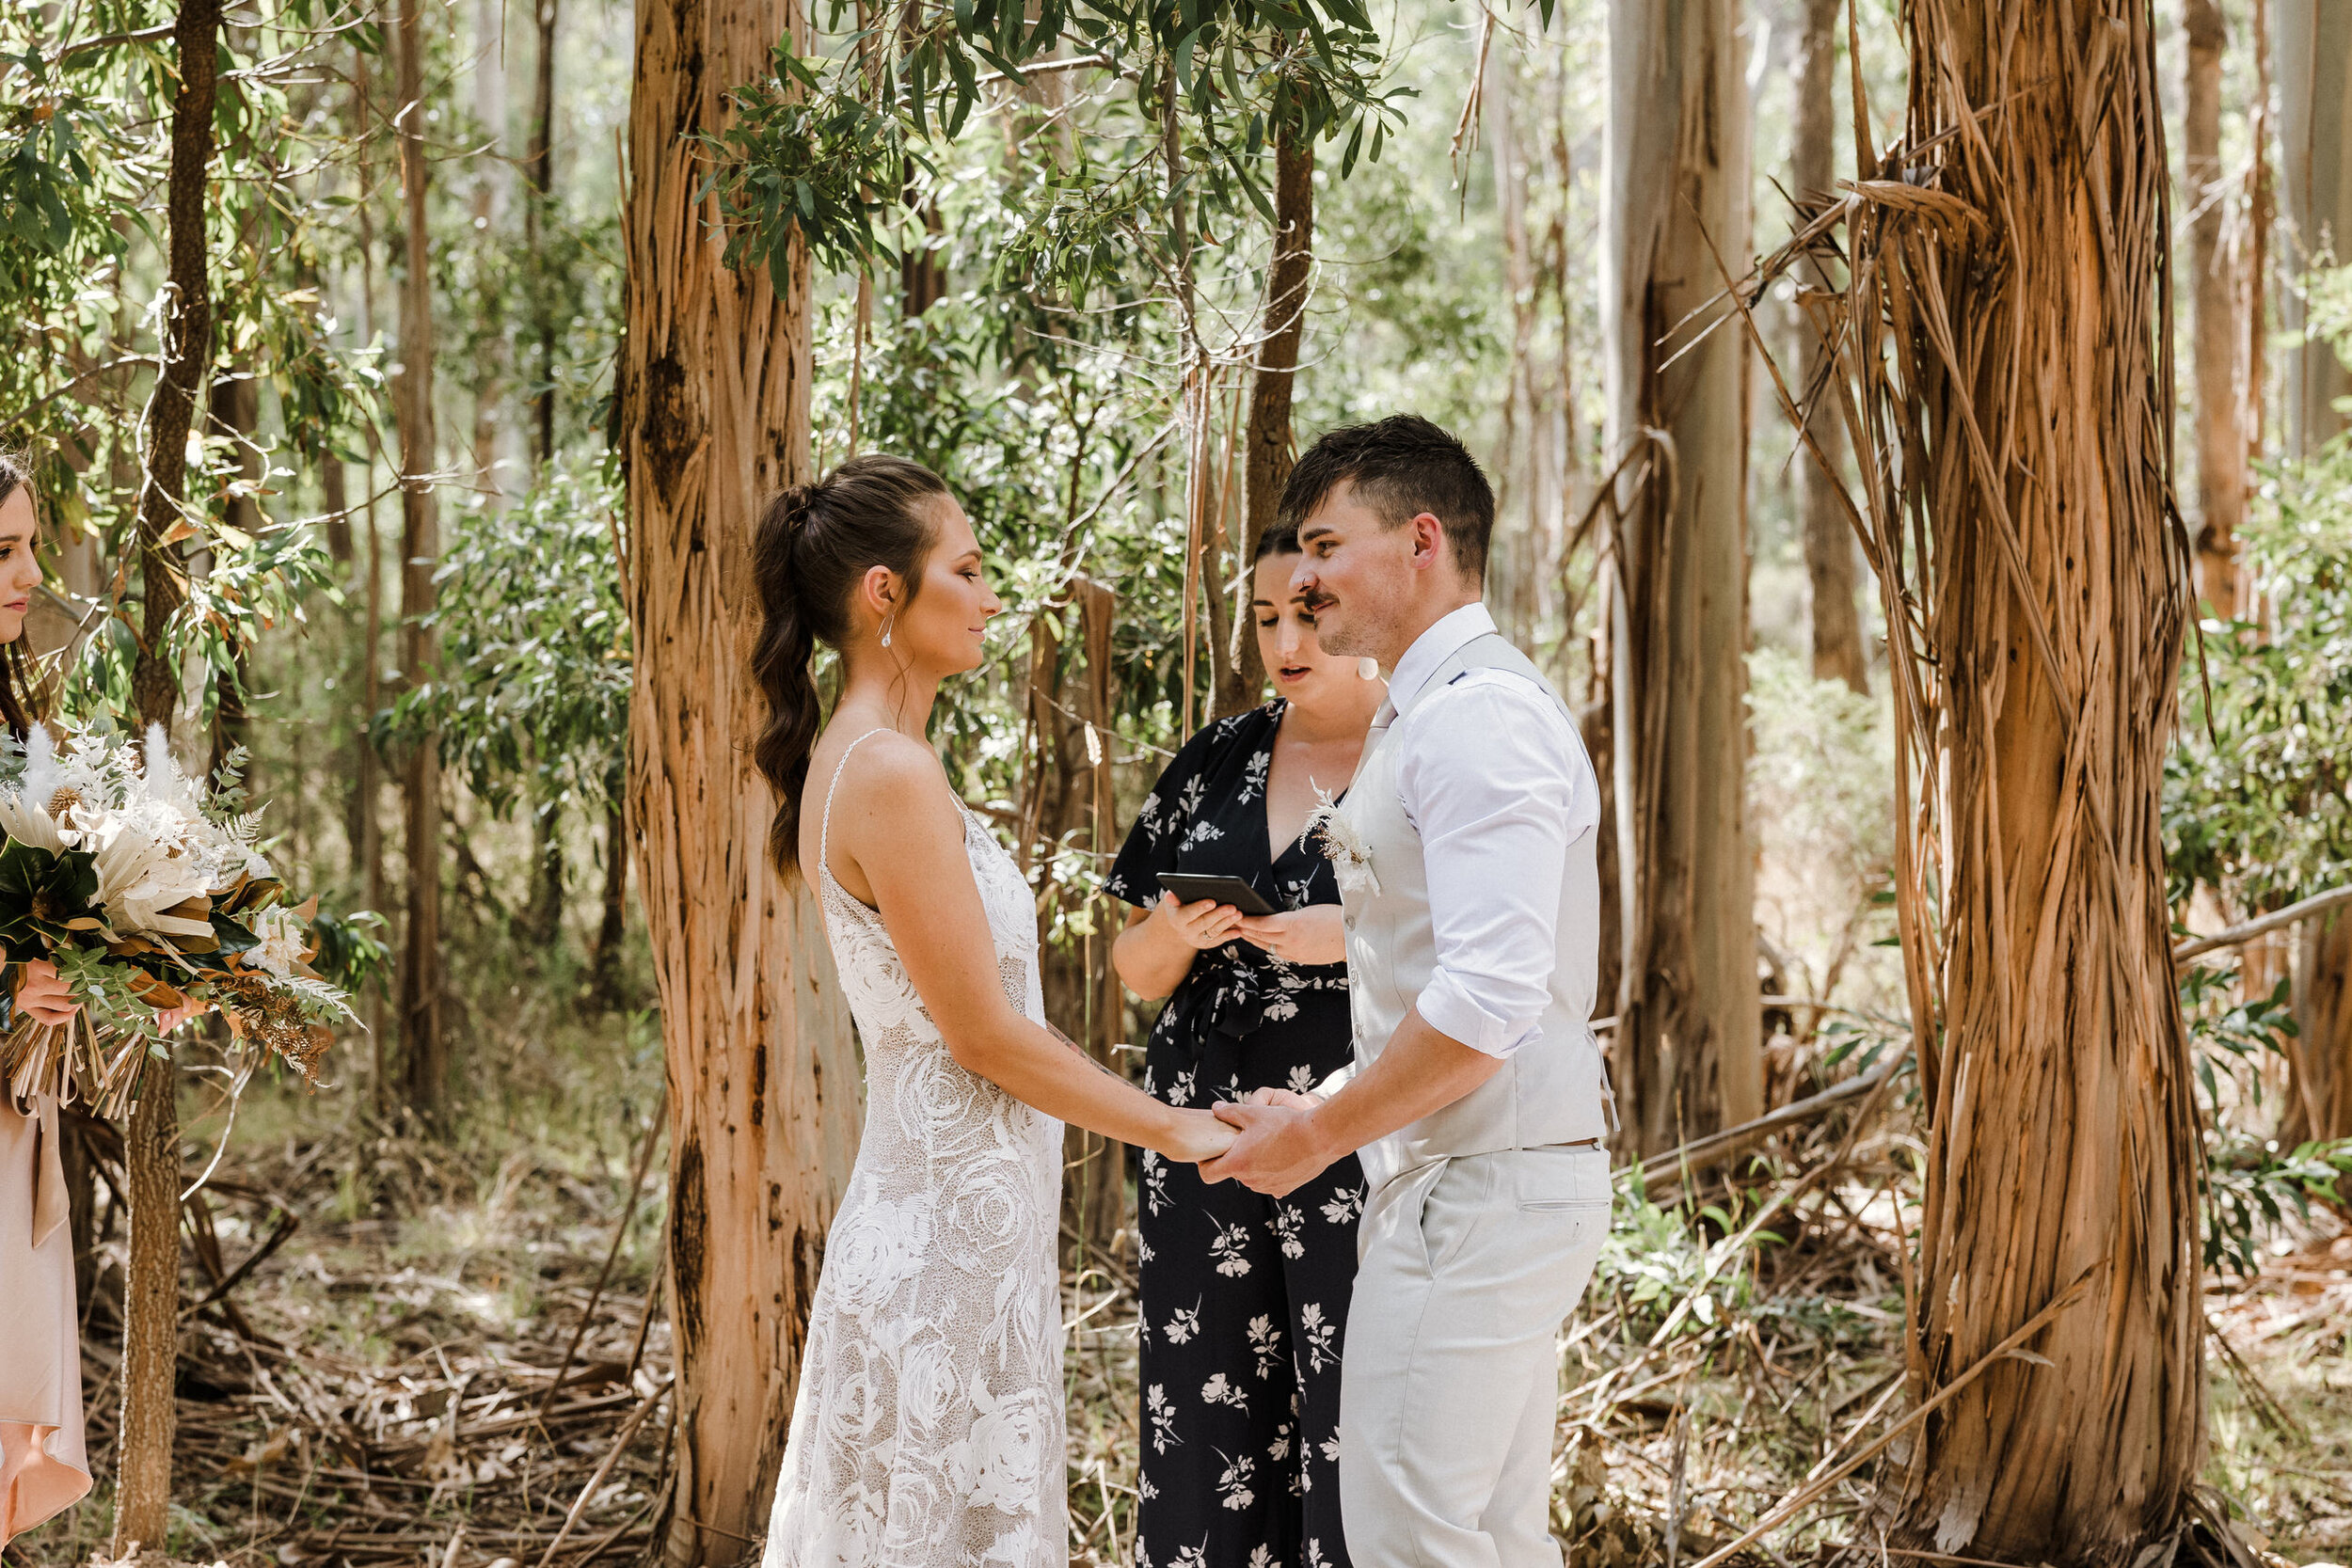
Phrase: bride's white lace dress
[{"left": 761, "top": 731, "right": 1067, "bottom": 1568}]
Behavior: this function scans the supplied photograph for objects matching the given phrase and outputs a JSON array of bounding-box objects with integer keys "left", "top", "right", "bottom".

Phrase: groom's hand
[{"left": 1199, "top": 1100, "right": 1332, "bottom": 1197}]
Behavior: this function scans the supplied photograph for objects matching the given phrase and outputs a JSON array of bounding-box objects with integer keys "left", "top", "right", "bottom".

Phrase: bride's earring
[
  {"left": 882, "top": 610, "right": 897, "bottom": 649},
  {"left": 1357, "top": 657, "right": 1379, "bottom": 681}
]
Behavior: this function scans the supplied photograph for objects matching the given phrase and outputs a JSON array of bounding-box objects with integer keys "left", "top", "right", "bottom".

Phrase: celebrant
[{"left": 1104, "top": 521, "right": 1383, "bottom": 1568}]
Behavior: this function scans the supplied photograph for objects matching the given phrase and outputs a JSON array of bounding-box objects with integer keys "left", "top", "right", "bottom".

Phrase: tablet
[{"left": 1153, "top": 872, "right": 1279, "bottom": 917}]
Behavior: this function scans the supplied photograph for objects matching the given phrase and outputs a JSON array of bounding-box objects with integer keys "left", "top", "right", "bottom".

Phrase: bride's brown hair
[
  {"left": 750, "top": 454, "right": 949, "bottom": 878},
  {"left": 0, "top": 455, "right": 45, "bottom": 739}
]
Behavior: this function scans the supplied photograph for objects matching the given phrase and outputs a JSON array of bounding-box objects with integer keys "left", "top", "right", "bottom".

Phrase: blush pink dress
[{"left": 0, "top": 1087, "right": 90, "bottom": 1548}]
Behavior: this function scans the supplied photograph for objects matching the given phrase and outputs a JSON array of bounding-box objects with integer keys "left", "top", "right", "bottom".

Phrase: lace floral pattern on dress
[{"left": 761, "top": 731, "right": 1067, "bottom": 1568}]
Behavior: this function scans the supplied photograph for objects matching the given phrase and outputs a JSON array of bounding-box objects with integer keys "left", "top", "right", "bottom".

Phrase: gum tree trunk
[
  {"left": 1221, "top": 126, "right": 1312, "bottom": 714},
  {"left": 115, "top": 0, "right": 224, "bottom": 1548},
  {"left": 2274, "top": 0, "right": 2352, "bottom": 1143},
  {"left": 2187, "top": 0, "right": 2247, "bottom": 617},
  {"left": 2278, "top": 0, "right": 2352, "bottom": 456},
  {"left": 1603, "top": 0, "right": 1761, "bottom": 1153},
  {"left": 1793, "top": 0, "right": 1866, "bottom": 693},
  {"left": 1804, "top": 3, "right": 2207, "bottom": 1555},
  {"left": 619, "top": 0, "right": 862, "bottom": 1559},
  {"left": 393, "top": 0, "right": 447, "bottom": 1121}
]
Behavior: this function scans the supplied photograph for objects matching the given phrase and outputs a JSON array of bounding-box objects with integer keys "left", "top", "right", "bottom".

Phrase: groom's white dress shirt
[{"left": 1375, "top": 602, "right": 1599, "bottom": 1060}]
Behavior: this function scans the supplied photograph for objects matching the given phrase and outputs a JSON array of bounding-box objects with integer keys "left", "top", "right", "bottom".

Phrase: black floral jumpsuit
[{"left": 1104, "top": 701, "right": 1366, "bottom": 1568}]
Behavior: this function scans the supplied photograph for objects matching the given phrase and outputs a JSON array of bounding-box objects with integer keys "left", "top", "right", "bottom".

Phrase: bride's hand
[{"left": 1161, "top": 1107, "right": 1238, "bottom": 1164}]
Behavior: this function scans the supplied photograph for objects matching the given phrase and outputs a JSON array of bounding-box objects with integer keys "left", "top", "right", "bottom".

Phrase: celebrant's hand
[
  {"left": 1231, "top": 906, "right": 1345, "bottom": 966},
  {"left": 15, "top": 958, "right": 80, "bottom": 1027},
  {"left": 1154, "top": 894, "right": 1245, "bottom": 951},
  {"left": 1199, "top": 1098, "right": 1334, "bottom": 1197}
]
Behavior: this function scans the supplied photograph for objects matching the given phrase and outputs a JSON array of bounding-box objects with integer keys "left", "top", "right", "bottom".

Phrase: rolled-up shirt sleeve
[{"left": 1395, "top": 673, "right": 1590, "bottom": 1057}]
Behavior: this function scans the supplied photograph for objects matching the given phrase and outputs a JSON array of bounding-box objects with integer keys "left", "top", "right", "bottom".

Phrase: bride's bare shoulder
[{"left": 813, "top": 726, "right": 955, "bottom": 825}]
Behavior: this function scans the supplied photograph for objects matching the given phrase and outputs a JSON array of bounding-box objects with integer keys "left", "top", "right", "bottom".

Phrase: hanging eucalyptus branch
[{"left": 699, "top": 0, "right": 1411, "bottom": 290}]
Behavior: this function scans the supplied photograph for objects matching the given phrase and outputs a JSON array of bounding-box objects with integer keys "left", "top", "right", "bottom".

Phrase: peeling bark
[{"left": 619, "top": 0, "right": 861, "bottom": 1558}]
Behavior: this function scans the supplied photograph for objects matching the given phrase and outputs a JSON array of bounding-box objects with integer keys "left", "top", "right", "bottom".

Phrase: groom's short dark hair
[{"left": 1280, "top": 415, "right": 1494, "bottom": 581}]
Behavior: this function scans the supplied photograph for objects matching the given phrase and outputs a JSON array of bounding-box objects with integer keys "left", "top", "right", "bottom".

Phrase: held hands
[
  {"left": 1163, "top": 1106, "right": 1239, "bottom": 1164},
  {"left": 1153, "top": 893, "right": 1244, "bottom": 950},
  {"left": 1231, "top": 906, "right": 1345, "bottom": 966},
  {"left": 1197, "top": 1087, "right": 1334, "bottom": 1197}
]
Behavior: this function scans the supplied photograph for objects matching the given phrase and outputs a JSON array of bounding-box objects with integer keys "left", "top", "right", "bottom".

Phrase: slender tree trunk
[
  {"left": 211, "top": 369, "right": 260, "bottom": 781},
  {"left": 2288, "top": 912, "right": 2352, "bottom": 1144},
  {"left": 323, "top": 437, "right": 355, "bottom": 564},
  {"left": 1076, "top": 579, "right": 1123, "bottom": 1250},
  {"left": 526, "top": 0, "right": 560, "bottom": 468},
  {"left": 469, "top": 0, "right": 512, "bottom": 504},
  {"left": 1220, "top": 131, "right": 1313, "bottom": 715},
  {"left": 1793, "top": 0, "right": 1866, "bottom": 693},
  {"left": 2187, "top": 0, "right": 2246, "bottom": 618},
  {"left": 115, "top": 0, "right": 224, "bottom": 1548},
  {"left": 1491, "top": 44, "right": 1547, "bottom": 650},
  {"left": 353, "top": 40, "right": 391, "bottom": 1110},
  {"left": 621, "top": 0, "right": 861, "bottom": 1558},
  {"left": 2268, "top": 0, "right": 2352, "bottom": 1143},
  {"left": 2278, "top": 0, "right": 2352, "bottom": 456},
  {"left": 530, "top": 801, "right": 565, "bottom": 947},
  {"left": 1218, "top": 115, "right": 1315, "bottom": 720},
  {"left": 1603, "top": 0, "right": 1760, "bottom": 1155},
  {"left": 393, "top": 0, "right": 447, "bottom": 1122},
  {"left": 1802, "top": 4, "right": 2206, "bottom": 1554},
  {"left": 591, "top": 796, "right": 628, "bottom": 1007},
  {"left": 2250, "top": 0, "right": 2275, "bottom": 477}
]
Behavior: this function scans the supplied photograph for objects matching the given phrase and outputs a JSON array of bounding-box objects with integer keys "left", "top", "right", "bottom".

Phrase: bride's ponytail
[{"left": 750, "top": 455, "right": 949, "bottom": 877}]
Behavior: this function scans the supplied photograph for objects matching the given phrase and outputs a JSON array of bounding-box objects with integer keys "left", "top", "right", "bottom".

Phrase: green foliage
[
  {"left": 2180, "top": 961, "right": 2352, "bottom": 1279},
  {"left": 310, "top": 908, "right": 391, "bottom": 993},
  {"left": 703, "top": 39, "right": 914, "bottom": 283},
  {"left": 0, "top": 838, "right": 100, "bottom": 964},
  {"left": 2205, "top": 1136, "right": 2352, "bottom": 1282},
  {"left": 706, "top": 0, "right": 1406, "bottom": 294},
  {"left": 2167, "top": 458, "right": 2352, "bottom": 911},
  {"left": 388, "top": 456, "right": 631, "bottom": 819},
  {"left": 0, "top": 49, "right": 106, "bottom": 255}
]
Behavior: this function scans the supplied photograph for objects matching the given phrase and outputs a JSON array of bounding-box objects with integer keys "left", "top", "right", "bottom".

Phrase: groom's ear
[{"left": 1406, "top": 512, "right": 1448, "bottom": 571}]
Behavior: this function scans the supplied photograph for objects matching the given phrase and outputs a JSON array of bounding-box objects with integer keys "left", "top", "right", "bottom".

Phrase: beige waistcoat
[{"left": 1332, "top": 633, "right": 1613, "bottom": 1195}]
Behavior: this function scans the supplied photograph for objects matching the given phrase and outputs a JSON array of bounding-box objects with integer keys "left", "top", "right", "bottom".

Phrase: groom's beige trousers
[{"left": 1337, "top": 1144, "right": 1611, "bottom": 1568}]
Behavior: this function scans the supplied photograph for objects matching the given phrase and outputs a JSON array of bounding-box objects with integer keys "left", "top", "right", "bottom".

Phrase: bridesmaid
[
  {"left": 0, "top": 456, "right": 193, "bottom": 1549},
  {"left": 1106, "top": 523, "right": 1384, "bottom": 1568},
  {"left": 0, "top": 455, "right": 91, "bottom": 1549}
]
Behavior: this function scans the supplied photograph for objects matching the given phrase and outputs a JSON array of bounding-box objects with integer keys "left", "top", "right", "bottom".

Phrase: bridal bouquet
[{"left": 0, "top": 723, "right": 355, "bottom": 1117}]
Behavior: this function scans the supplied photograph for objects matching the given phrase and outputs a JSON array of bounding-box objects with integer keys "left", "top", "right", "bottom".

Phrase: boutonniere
[{"left": 1306, "top": 788, "right": 1379, "bottom": 899}]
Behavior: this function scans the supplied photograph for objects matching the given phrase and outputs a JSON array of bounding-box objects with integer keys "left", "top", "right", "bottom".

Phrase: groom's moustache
[{"left": 1302, "top": 589, "right": 1338, "bottom": 614}]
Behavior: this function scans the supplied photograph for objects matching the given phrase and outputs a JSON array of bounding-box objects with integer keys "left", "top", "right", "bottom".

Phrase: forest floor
[{"left": 7, "top": 1085, "right": 2347, "bottom": 1568}]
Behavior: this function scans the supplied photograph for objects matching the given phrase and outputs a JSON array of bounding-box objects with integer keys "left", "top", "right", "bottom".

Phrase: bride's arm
[{"left": 838, "top": 736, "right": 1234, "bottom": 1164}]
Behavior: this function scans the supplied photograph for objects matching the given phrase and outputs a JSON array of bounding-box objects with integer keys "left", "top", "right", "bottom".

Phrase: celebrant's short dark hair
[
  {"left": 1252, "top": 522, "right": 1300, "bottom": 562},
  {"left": 1279, "top": 415, "right": 1494, "bottom": 582}
]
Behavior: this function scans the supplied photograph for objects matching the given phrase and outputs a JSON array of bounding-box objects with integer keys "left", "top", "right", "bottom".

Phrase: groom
[{"left": 1200, "top": 415, "right": 1613, "bottom": 1568}]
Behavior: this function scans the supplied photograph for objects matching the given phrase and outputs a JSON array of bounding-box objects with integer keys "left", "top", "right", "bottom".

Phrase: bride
[{"left": 750, "top": 454, "right": 1237, "bottom": 1566}]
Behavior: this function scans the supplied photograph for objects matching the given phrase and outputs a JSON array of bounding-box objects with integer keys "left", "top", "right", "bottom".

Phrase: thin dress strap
[{"left": 818, "top": 728, "right": 894, "bottom": 888}]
